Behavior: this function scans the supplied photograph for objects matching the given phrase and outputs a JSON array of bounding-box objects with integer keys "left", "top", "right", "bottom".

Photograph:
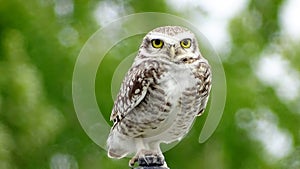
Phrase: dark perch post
[{"left": 133, "top": 155, "right": 169, "bottom": 169}]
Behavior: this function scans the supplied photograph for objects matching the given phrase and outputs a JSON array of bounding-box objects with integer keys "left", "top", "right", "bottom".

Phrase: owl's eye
[
  {"left": 151, "top": 39, "right": 164, "bottom": 48},
  {"left": 180, "top": 38, "right": 191, "bottom": 48}
]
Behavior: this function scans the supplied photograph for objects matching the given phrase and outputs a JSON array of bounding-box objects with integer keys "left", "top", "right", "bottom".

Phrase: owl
[{"left": 107, "top": 26, "right": 212, "bottom": 168}]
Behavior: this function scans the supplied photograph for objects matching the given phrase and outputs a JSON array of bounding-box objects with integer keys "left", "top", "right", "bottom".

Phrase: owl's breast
[
  {"left": 159, "top": 65, "right": 198, "bottom": 101},
  {"left": 116, "top": 63, "right": 201, "bottom": 141},
  {"left": 138, "top": 65, "right": 200, "bottom": 140}
]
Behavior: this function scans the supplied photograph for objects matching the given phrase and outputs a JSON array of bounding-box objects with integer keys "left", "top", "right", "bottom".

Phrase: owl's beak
[{"left": 169, "top": 45, "right": 175, "bottom": 58}]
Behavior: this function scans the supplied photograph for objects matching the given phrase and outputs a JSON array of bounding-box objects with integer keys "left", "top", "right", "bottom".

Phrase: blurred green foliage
[{"left": 1, "top": 0, "right": 300, "bottom": 169}]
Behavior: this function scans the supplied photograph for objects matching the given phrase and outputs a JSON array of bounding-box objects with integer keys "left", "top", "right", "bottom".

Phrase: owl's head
[{"left": 138, "top": 26, "right": 202, "bottom": 63}]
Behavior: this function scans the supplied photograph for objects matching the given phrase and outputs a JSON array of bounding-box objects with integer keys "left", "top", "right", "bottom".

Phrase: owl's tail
[{"left": 107, "top": 130, "right": 135, "bottom": 159}]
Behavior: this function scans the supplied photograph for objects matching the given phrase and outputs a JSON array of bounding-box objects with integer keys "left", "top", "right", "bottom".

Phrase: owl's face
[{"left": 138, "top": 26, "right": 201, "bottom": 64}]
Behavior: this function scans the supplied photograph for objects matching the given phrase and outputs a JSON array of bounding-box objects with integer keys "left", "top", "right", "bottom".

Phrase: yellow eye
[
  {"left": 180, "top": 38, "right": 191, "bottom": 48},
  {"left": 151, "top": 39, "right": 164, "bottom": 48}
]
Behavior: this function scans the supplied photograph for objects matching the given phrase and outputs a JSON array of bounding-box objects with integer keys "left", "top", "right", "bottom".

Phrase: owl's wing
[
  {"left": 110, "top": 60, "right": 160, "bottom": 126},
  {"left": 194, "top": 60, "right": 212, "bottom": 116}
]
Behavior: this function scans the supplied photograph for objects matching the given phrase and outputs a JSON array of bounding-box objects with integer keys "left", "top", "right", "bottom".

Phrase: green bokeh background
[{"left": 1, "top": 0, "right": 300, "bottom": 169}]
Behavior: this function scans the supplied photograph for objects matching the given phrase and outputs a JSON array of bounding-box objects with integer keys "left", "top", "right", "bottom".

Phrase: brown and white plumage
[{"left": 107, "top": 26, "right": 212, "bottom": 167}]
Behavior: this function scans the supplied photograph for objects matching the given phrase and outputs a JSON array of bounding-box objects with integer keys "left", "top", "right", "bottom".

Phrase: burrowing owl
[{"left": 107, "top": 26, "right": 211, "bottom": 168}]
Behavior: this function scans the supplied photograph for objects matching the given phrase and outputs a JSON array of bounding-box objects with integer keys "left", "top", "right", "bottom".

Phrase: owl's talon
[
  {"left": 129, "top": 150, "right": 147, "bottom": 168},
  {"left": 129, "top": 150, "right": 166, "bottom": 168},
  {"left": 129, "top": 156, "right": 138, "bottom": 168},
  {"left": 138, "top": 153, "right": 165, "bottom": 166}
]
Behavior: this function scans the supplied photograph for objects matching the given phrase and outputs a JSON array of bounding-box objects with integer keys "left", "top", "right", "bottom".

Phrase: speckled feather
[{"left": 110, "top": 60, "right": 164, "bottom": 127}]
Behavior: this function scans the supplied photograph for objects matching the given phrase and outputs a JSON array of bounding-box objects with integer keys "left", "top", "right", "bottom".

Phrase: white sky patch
[
  {"left": 196, "top": 0, "right": 248, "bottom": 19},
  {"left": 50, "top": 153, "right": 78, "bottom": 169},
  {"left": 236, "top": 108, "right": 293, "bottom": 161},
  {"left": 280, "top": 0, "right": 300, "bottom": 41},
  {"left": 255, "top": 53, "right": 300, "bottom": 102},
  {"left": 166, "top": 0, "right": 248, "bottom": 52},
  {"left": 195, "top": 17, "right": 230, "bottom": 53},
  {"left": 57, "top": 25, "right": 79, "bottom": 47},
  {"left": 93, "top": 1, "right": 127, "bottom": 26},
  {"left": 54, "top": 0, "right": 74, "bottom": 18},
  {"left": 253, "top": 118, "right": 293, "bottom": 160}
]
